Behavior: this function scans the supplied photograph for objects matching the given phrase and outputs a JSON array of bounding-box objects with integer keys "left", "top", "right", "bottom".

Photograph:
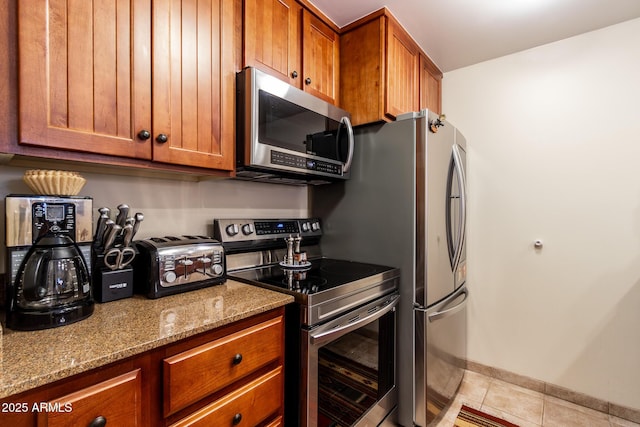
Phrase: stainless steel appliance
[
  {"left": 133, "top": 236, "right": 226, "bottom": 298},
  {"left": 312, "top": 110, "right": 469, "bottom": 426},
  {"left": 214, "top": 218, "right": 400, "bottom": 427},
  {"left": 5, "top": 195, "right": 94, "bottom": 330},
  {"left": 235, "top": 67, "right": 354, "bottom": 185}
]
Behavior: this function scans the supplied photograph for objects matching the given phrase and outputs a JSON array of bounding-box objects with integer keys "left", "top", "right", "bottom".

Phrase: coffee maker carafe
[{"left": 5, "top": 195, "right": 94, "bottom": 330}]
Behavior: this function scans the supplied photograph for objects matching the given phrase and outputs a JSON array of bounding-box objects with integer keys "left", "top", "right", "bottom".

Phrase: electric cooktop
[
  {"left": 215, "top": 218, "right": 400, "bottom": 326},
  {"left": 231, "top": 258, "right": 394, "bottom": 295}
]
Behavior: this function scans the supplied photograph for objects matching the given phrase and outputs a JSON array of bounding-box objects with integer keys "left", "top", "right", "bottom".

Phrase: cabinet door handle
[
  {"left": 291, "top": 70, "right": 298, "bottom": 78},
  {"left": 156, "top": 134, "right": 168, "bottom": 143},
  {"left": 137, "top": 130, "right": 151, "bottom": 140},
  {"left": 232, "top": 413, "right": 243, "bottom": 425},
  {"left": 88, "top": 415, "right": 107, "bottom": 427},
  {"left": 232, "top": 353, "right": 243, "bottom": 365},
  {"left": 305, "top": 77, "right": 311, "bottom": 85}
]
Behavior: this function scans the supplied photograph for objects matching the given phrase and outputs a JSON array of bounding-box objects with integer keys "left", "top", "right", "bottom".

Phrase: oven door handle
[{"left": 310, "top": 294, "right": 399, "bottom": 345}]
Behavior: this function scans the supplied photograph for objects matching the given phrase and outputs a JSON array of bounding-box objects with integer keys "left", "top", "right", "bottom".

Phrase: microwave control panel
[{"left": 271, "top": 151, "right": 342, "bottom": 176}]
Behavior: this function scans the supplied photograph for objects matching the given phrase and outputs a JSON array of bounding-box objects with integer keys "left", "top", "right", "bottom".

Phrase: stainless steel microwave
[{"left": 235, "top": 67, "right": 354, "bottom": 185}]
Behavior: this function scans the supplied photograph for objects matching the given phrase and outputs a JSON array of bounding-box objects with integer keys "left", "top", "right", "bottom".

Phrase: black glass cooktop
[{"left": 230, "top": 258, "right": 396, "bottom": 295}]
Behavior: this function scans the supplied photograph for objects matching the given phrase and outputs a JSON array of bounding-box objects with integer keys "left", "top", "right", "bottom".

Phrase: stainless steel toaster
[{"left": 133, "top": 236, "right": 225, "bottom": 298}]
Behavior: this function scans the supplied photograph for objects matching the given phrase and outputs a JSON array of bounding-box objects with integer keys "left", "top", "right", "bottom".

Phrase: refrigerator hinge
[{"left": 413, "top": 303, "right": 428, "bottom": 312}]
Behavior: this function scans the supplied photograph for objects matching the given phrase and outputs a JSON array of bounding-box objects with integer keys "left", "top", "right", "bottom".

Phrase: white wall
[
  {"left": 443, "top": 18, "right": 640, "bottom": 409},
  {"left": 0, "top": 165, "right": 308, "bottom": 273}
]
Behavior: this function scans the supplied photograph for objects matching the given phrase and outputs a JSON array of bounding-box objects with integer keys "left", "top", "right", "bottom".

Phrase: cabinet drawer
[
  {"left": 264, "top": 415, "right": 284, "bottom": 427},
  {"left": 37, "top": 369, "right": 142, "bottom": 427},
  {"left": 169, "top": 367, "right": 283, "bottom": 427},
  {"left": 164, "top": 315, "right": 283, "bottom": 416}
]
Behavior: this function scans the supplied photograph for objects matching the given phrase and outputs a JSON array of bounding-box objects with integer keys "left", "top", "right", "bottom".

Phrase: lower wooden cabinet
[
  {"left": 37, "top": 370, "right": 143, "bottom": 427},
  {"left": 168, "top": 367, "right": 283, "bottom": 427},
  {"left": 0, "top": 308, "right": 285, "bottom": 427},
  {"left": 163, "top": 315, "right": 284, "bottom": 417}
]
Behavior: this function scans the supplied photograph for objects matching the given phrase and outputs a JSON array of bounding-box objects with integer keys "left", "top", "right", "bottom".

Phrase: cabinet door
[
  {"left": 385, "top": 17, "right": 419, "bottom": 119},
  {"left": 163, "top": 315, "right": 284, "bottom": 416},
  {"left": 18, "top": 0, "right": 152, "bottom": 159},
  {"left": 152, "top": 0, "right": 235, "bottom": 170},
  {"left": 244, "top": 0, "right": 302, "bottom": 86},
  {"left": 168, "top": 368, "right": 283, "bottom": 427},
  {"left": 419, "top": 53, "right": 442, "bottom": 114},
  {"left": 37, "top": 369, "right": 143, "bottom": 427},
  {"left": 302, "top": 10, "right": 340, "bottom": 105}
]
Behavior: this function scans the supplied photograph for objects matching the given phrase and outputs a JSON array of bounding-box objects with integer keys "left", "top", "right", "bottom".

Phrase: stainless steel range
[{"left": 214, "top": 218, "right": 400, "bottom": 427}]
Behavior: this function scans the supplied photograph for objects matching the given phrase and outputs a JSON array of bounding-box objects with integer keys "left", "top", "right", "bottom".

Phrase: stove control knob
[
  {"left": 241, "top": 223, "right": 255, "bottom": 235},
  {"left": 225, "top": 224, "right": 239, "bottom": 236},
  {"left": 311, "top": 221, "right": 321, "bottom": 232},
  {"left": 163, "top": 270, "right": 177, "bottom": 283},
  {"left": 212, "top": 263, "right": 224, "bottom": 275},
  {"left": 301, "top": 222, "right": 310, "bottom": 232}
]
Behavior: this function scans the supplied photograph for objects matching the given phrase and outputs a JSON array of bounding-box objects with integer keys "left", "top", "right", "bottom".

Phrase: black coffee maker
[{"left": 5, "top": 196, "right": 94, "bottom": 330}]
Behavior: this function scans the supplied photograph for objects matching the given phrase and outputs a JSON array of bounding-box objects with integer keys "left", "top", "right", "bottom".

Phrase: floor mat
[{"left": 454, "top": 405, "right": 520, "bottom": 427}]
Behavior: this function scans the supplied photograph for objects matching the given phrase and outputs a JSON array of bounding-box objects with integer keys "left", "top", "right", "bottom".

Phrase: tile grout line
[{"left": 466, "top": 361, "right": 640, "bottom": 425}]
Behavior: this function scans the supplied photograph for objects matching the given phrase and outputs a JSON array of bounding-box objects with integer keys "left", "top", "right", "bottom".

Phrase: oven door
[{"left": 302, "top": 293, "right": 399, "bottom": 427}]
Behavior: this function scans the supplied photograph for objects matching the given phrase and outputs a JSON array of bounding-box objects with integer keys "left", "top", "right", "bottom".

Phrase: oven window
[
  {"left": 258, "top": 90, "right": 349, "bottom": 161},
  {"left": 317, "top": 311, "right": 395, "bottom": 426}
]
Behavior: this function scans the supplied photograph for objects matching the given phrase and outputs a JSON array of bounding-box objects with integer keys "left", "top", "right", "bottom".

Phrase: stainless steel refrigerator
[{"left": 312, "top": 110, "right": 468, "bottom": 426}]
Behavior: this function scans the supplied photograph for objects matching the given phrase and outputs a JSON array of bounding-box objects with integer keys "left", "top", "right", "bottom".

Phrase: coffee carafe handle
[{"left": 21, "top": 249, "right": 50, "bottom": 301}]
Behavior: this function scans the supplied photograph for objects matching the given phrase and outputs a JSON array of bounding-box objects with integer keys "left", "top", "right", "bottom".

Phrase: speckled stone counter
[{"left": 0, "top": 280, "right": 293, "bottom": 399}]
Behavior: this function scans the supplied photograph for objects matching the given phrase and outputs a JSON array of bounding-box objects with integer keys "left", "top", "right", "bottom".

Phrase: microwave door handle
[{"left": 340, "top": 116, "right": 355, "bottom": 173}]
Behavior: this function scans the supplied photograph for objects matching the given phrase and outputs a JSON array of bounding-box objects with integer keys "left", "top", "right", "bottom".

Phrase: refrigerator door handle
[
  {"left": 340, "top": 116, "right": 355, "bottom": 173},
  {"left": 420, "top": 286, "right": 469, "bottom": 322},
  {"left": 448, "top": 144, "right": 467, "bottom": 270}
]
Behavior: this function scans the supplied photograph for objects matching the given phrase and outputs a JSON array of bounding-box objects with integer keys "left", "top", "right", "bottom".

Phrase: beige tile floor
[{"left": 435, "top": 370, "right": 640, "bottom": 427}]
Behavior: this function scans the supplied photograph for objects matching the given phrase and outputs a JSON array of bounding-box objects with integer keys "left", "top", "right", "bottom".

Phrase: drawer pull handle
[
  {"left": 232, "top": 413, "right": 243, "bottom": 425},
  {"left": 232, "top": 353, "right": 243, "bottom": 365},
  {"left": 88, "top": 415, "right": 107, "bottom": 427}
]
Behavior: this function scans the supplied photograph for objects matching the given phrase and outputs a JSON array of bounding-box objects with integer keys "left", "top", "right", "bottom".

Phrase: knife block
[
  {"left": 91, "top": 249, "right": 134, "bottom": 303},
  {"left": 93, "top": 267, "right": 134, "bottom": 303}
]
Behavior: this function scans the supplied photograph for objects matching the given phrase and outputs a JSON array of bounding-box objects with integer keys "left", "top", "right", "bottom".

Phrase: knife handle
[
  {"left": 94, "top": 213, "right": 110, "bottom": 243},
  {"left": 98, "top": 206, "right": 111, "bottom": 217},
  {"left": 132, "top": 212, "right": 144, "bottom": 237},
  {"left": 103, "top": 222, "right": 121, "bottom": 251},
  {"left": 115, "top": 204, "right": 129, "bottom": 227},
  {"left": 122, "top": 224, "right": 134, "bottom": 247}
]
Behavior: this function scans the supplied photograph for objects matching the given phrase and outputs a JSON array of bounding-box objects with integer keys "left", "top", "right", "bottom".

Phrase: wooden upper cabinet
[
  {"left": 243, "top": 1, "right": 339, "bottom": 105},
  {"left": 243, "top": 0, "right": 302, "bottom": 86},
  {"left": 340, "top": 9, "right": 442, "bottom": 125},
  {"left": 17, "top": 0, "right": 235, "bottom": 171},
  {"left": 419, "top": 53, "right": 443, "bottom": 114},
  {"left": 151, "top": 0, "right": 235, "bottom": 170},
  {"left": 301, "top": 10, "right": 340, "bottom": 105},
  {"left": 385, "top": 17, "right": 420, "bottom": 119},
  {"left": 18, "top": 0, "right": 153, "bottom": 159}
]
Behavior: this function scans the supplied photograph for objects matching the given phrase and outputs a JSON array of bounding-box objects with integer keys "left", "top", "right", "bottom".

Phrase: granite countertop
[{"left": 0, "top": 280, "right": 293, "bottom": 399}]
